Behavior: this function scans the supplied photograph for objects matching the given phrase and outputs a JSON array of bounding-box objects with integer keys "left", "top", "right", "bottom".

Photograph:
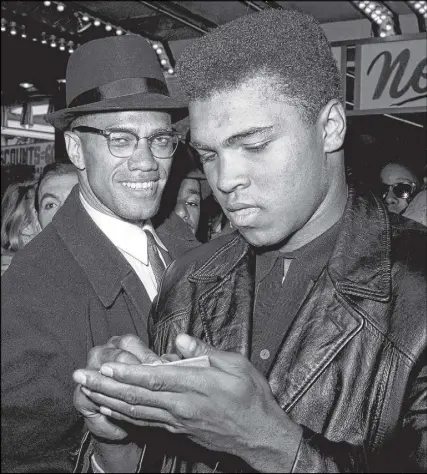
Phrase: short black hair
[{"left": 176, "top": 8, "right": 343, "bottom": 124}]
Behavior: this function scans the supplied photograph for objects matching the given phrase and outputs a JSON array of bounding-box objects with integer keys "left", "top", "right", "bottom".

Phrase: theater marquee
[{"left": 354, "top": 34, "right": 427, "bottom": 115}]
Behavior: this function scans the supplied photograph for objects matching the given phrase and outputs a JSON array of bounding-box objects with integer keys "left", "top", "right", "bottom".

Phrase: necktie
[{"left": 145, "top": 230, "right": 167, "bottom": 287}]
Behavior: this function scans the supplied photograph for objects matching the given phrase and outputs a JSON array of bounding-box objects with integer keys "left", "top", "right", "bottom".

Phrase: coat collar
[
  {"left": 52, "top": 186, "right": 132, "bottom": 307},
  {"left": 189, "top": 186, "right": 392, "bottom": 302},
  {"left": 52, "top": 186, "right": 197, "bottom": 307}
]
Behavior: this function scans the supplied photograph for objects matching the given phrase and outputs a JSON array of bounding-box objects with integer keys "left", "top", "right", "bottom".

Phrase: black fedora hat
[{"left": 45, "top": 35, "right": 188, "bottom": 131}]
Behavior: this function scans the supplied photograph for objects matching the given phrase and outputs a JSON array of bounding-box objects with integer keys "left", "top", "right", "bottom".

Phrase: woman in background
[{"left": 1, "top": 180, "right": 41, "bottom": 275}]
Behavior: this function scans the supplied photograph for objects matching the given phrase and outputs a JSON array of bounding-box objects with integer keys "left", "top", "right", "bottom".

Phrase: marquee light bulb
[
  {"left": 82, "top": 14, "right": 90, "bottom": 22},
  {"left": 105, "top": 23, "right": 112, "bottom": 31},
  {"left": 57, "top": 3, "right": 65, "bottom": 12},
  {"left": 43, "top": 0, "right": 51, "bottom": 5},
  {"left": 94, "top": 19, "right": 101, "bottom": 26}
]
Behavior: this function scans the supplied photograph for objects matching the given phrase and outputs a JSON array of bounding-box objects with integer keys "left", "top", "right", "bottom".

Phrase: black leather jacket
[{"left": 147, "top": 188, "right": 427, "bottom": 473}]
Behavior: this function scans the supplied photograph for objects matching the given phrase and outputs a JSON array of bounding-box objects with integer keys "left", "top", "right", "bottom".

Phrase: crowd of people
[{"left": 1, "top": 7, "right": 426, "bottom": 474}]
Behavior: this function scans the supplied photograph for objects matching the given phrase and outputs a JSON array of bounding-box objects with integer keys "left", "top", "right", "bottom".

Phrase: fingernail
[
  {"left": 100, "top": 406, "right": 112, "bottom": 416},
  {"left": 73, "top": 371, "right": 86, "bottom": 385},
  {"left": 177, "top": 334, "right": 196, "bottom": 351},
  {"left": 100, "top": 365, "right": 113, "bottom": 377}
]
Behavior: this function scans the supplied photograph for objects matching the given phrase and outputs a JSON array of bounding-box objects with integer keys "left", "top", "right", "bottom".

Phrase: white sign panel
[{"left": 356, "top": 38, "right": 427, "bottom": 112}]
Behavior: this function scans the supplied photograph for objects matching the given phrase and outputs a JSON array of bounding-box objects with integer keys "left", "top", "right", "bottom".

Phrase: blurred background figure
[
  {"left": 174, "top": 171, "right": 202, "bottom": 236},
  {"left": 380, "top": 162, "right": 421, "bottom": 215},
  {"left": 403, "top": 165, "right": 427, "bottom": 226},
  {"left": 35, "top": 162, "right": 78, "bottom": 229},
  {"left": 1, "top": 180, "right": 41, "bottom": 275}
]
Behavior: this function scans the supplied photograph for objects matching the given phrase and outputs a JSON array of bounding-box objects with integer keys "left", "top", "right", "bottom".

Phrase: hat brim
[{"left": 45, "top": 92, "right": 188, "bottom": 131}]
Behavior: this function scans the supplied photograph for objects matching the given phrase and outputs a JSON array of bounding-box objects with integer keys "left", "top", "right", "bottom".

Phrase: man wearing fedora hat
[{"left": 1, "top": 34, "right": 199, "bottom": 472}]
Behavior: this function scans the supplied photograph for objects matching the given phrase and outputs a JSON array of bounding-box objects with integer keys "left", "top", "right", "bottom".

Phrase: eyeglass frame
[
  {"left": 381, "top": 181, "right": 418, "bottom": 201},
  {"left": 71, "top": 125, "right": 183, "bottom": 159}
]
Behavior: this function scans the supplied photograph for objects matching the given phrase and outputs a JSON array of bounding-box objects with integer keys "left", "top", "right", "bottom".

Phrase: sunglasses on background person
[{"left": 381, "top": 182, "right": 418, "bottom": 201}]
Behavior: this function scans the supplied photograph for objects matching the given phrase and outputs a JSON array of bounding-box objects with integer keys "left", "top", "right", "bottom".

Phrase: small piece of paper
[{"left": 161, "top": 355, "right": 210, "bottom": 367}]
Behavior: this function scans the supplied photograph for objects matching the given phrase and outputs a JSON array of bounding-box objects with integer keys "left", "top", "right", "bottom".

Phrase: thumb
[{"left": 175, "top": 334, "right": 246, "bottom": 372}]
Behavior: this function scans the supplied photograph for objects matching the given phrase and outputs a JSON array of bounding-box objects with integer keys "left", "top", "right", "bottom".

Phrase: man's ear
[
  {"left": 64, "top": 132, "right": 85, "bottom": 170},
  {"left": 319, "top": 99, "right": 347, "bottom": 154}
]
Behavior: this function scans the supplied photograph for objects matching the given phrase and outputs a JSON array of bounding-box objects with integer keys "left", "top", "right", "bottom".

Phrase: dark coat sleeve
[{"left": 1, "top": 255, "right": 89, "bottom": 473}]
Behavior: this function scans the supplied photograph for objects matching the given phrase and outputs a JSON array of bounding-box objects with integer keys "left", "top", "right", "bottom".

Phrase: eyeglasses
[
  {"left": 71, "top": 126, "right": 182, "bottom": 159},
  {"left": 381, "top": 182, "right": 418, "bottom": 200}
]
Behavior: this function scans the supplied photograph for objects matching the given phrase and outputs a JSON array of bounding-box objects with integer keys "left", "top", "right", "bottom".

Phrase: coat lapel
[
  {"left": 121, "top": 272, "right": 153, "bottom": 339},
  {"left": 188, "top": 234, "right": 254, "bottom": 357},
  {"left": 267, "top": 273, "right": 364, "bottom": 411}
]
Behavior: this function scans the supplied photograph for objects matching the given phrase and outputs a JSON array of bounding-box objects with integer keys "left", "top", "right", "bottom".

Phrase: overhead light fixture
[
  {"left": 94, "top": 18, "right": 101, "bottom": 26},
  {"left": 406, "top": 1, "right": 427, "bottom": 31},
  {"left": 20, "top": 82, "right": 34, "bottom": 89},
  {"left": 43, "top": 0, "right": 52, "bottom": 5},
  {"left": 59, "top": 38, "right": 65, "bottom": 50},
  {"left": 105, "top": 23, "right": 112, "bottom": 31},
  {"left": 1, "top": 18, "right": 7, "bottom": 32},
  {"left": 10, "top": 21, "right": 17, "bottom": 35},
  {"left": 160, "top": 59, "right": 167, "bottom": 65},
  {"left": 20, "top": 102, "right": 34, "bottom": 128},
  {"left": 21, "top": 25, "right": 26, "bottom": 38},
  {"left": 57, "top": 3, "right": 65, "bottom": 12},
  {"left": 50, "top": 35, "right": 57, "bottom": 47},
  {"left": 352, "top": 0, "right": 400, "bottom": 36},
  {"left": 41, "top": 32, "right": 47, "bottom": 44},
  {"left": 116, "top": 28, "right": 124, "bottom": 35},
  {"left": 82, "top": 14, "right": 90, "bottom": 22},
  {"left": 57, "top": 78, "right": 66, "bottom": 83},
  {"left": 67, "top": 40, "right": 74, "bottom": 53},
  {"left": 167, "top": 68, "right": 174, "bottom": 75}
]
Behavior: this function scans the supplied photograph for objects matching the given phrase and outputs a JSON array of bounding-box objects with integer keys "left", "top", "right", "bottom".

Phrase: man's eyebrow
[
  {"left": 105, "top": 126, "right": 173, "bottom": 135},
  {"left": 40, "top": 192, "right": 59, "bottom": 203},
  {"left": 190, "top": 126, "right": 274, "bottom": 149}
]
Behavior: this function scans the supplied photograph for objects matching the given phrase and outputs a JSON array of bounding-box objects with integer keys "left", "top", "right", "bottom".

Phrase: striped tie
[{"left": 145, "top": 229, "right": 167, "bottom": 287}]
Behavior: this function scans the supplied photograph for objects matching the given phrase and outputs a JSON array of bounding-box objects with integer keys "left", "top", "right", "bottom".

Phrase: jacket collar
[
  {"left": 52, "top": 185, "right": 132, "bottom": 307},
  {"left": 189, "top": 186, "right": 392, "bottom": 302},
  {"left": 327, "top": 186, "right": 392, "bottom": 301}
]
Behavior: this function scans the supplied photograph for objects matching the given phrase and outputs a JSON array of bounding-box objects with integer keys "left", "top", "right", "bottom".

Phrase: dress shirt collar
[{"left": 80, "top": 193, "right": 167, "bottom": 266}]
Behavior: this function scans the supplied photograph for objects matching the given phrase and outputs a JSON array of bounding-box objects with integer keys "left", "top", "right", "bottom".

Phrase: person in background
[
  {"left": 380, "top": 161, "right": 421, "bottom": 215},
  {"left": 1, "top": 180, "right": 41, "bottom": 275},
  {"left": 403, "top": 167, "right": 427, "bottom": 226},
  {"left": 174, "top": 173, "right": 202, "bottom": 236},
  {"left": 35, "top": 162, "right": 79, "bottom": 229}
]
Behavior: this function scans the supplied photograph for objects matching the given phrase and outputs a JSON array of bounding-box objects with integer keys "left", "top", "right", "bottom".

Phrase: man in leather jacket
[{"left": 72, "top": 9, "right": 426, "bottom": 473}]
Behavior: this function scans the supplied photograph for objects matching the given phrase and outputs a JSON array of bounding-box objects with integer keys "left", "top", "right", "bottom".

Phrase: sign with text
[
  {"left": 355, "top": 37, "right": 427, "bottom": 113},
  {"left": 1, "top": 141, "right": 55, "bottom": 178}
]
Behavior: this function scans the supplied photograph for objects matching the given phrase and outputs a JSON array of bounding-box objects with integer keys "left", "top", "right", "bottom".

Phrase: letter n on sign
[{"left": 354, "top": 36, "right": 427, "bottom": 115}]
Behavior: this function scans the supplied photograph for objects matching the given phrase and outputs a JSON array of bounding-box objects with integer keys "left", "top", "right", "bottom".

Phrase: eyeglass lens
[{"left": 108, "top": 132, "right": 179, "bottom": 158}]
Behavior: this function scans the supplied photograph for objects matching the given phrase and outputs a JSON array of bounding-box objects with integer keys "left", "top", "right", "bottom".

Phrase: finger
[
  {"left": 98, "top": 407, "right": 180, "bottom": 434},
  {"left": 73, "top": 385, "right": 128, "bottom": 440},
  {"left": 74, "top": 384, "right": 100, "bottom": 417},
  {"left": 175, "top": 334, "right": 248, "bottom": 373},
  {"left": 74, "top": 368, "right": 173, "bottom": 407},
  {"left": 160, "top": 353, "right": 181, "bottom": 363},
  {"left": 99, "top": 363, "right": 211, "bottom": 394},
  {"left": 82, "top": 388, "right": 175, "bottom": 424},
  {"left": 87, "top": 346, "right": 140, "bottom": 371},
  {"left": 116, "top": 334, "right": 161, "bottom": 366}
]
